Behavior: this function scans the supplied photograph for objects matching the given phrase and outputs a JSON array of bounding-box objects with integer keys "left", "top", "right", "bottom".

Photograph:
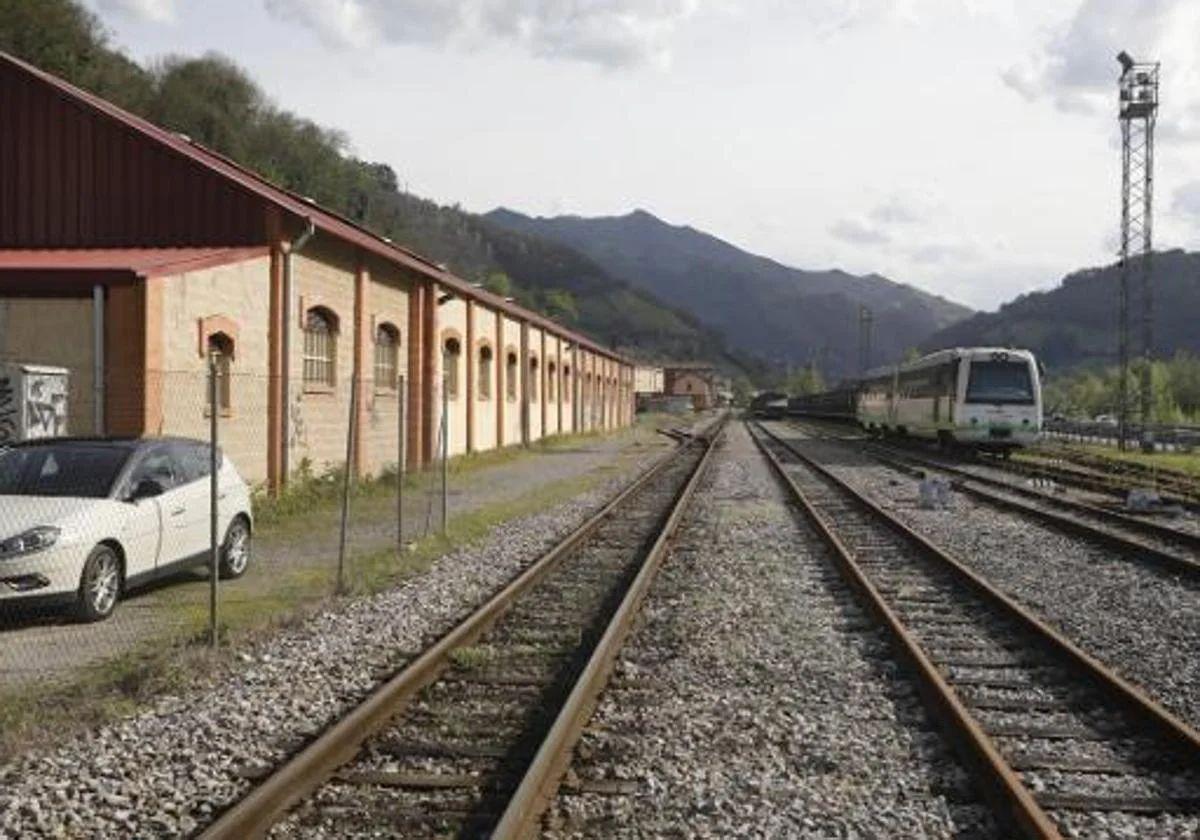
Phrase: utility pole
[
  {"left": 1116, "top": 51, "right": 1159, "bottom": 452},
  {"left": 858, "top": 305, "right": 874, "bottom": 377}
]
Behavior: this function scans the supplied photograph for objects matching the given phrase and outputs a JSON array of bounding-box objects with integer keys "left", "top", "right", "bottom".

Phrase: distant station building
[
  {"left": 0, "top": 51, "right": 635, "bottom": 489},
  {"left": 664, "top": 363, "right": 718, "bottom": 411},
  {"left": 634, "top": 365, "right": 664, "bottom": 395}
]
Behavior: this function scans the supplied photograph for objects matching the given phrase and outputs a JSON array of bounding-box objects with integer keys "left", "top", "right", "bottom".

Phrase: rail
[
  {"left": 750, "top": 420, "right": 1200, "bottom": 839},
  {"left": 199, "top": 413, "right": 726, "bottom": 839}
]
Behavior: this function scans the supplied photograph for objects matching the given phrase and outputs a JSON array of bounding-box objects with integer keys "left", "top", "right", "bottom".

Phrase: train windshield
[{"left": 965, "top": 360, "right": 1034, "bottom": 404}]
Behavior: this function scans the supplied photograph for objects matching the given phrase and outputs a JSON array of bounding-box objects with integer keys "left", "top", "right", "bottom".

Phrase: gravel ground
[
  {"left": 0, "top": 436, "right": 681, "bottom": 839},
  {"left": 782, "top": 432, "right": 1200, "bottom": 733},
  {"left": 542, "top": 421, "right": 997, "bottom": 839}
]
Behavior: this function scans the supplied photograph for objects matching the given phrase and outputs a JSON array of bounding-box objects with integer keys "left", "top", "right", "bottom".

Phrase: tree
[
  {"left": 484, "top": 272, "right": 513, "bottom": 297},
  {"left": 785, "top": 363, "right": 825, "bottom": 395},
  {"left": 544, "top": 289, "right": 578, "bottom": 322}
]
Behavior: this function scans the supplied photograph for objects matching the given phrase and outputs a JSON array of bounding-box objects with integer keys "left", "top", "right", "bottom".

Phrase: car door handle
[
  {"left": 218, "top": 491, "right": 228, "bottom": 500},
  {"left": 170, "top": 507, "right": 186, "bottom": 516}
]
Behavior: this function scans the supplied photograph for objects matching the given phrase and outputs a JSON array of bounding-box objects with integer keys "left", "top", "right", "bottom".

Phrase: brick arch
[{"left": 197, "top": 314, "right": 240, "bottom": 360}]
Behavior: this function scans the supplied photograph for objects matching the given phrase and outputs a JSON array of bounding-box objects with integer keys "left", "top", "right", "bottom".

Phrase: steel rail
[
  {"left": 198, "top": 418, "right": 723, "bottom": 840},
  {"left": 493, "top": 417, "right": 724, "bottom": 838},
  {"left": 1030, "top": 445, "right": 1200, "bottom": 497},
  {"left": 872, "top": 445, "right": 1200, "bottom": 575},
  {"left": 998, "top": 456, "right": 1199, "bottom": 512},
  {"left": 785, "top": 419, "right": 1200, "bottom": 578},
  {"left": 749, "top": 422, "right": 1059, "bottom": 840},
  {"left": 751, "top": 420, "right": 1200, "bottom": 838},
  {"left": 786, "top": 412, "right": 1200, "bottom": 509}
]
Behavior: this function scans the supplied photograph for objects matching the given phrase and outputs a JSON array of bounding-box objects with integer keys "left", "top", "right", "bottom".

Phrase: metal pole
[
  {"left": 208, "top": 353, "right": 220, "bottom": 649},
  {"left": 336, "top": 375, "right": 358, "bottom": 595},
  {"left": 441, "top": 371, "right": 449, "bottom": 535},
  {"left": 92, "top": 284, "right": 105, "bottom": 436},
  {"left": 397, "top": 374, "right": 406, "bottom": 553}
]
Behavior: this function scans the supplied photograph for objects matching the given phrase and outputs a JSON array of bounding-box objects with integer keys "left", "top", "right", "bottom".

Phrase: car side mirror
[{"left": 129, "top": 478, "right": 165, "bottom": 502}]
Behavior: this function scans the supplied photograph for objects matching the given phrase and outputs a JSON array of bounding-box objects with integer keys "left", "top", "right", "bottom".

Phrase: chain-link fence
[
  {"left": 1042, "top": 416, "right": 1200, "bottom": 452},
  {"left": 0, "top": 353, "right": 473, "bottom": 671}
]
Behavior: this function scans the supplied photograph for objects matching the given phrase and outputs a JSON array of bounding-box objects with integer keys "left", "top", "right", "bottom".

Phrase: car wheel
[
  {"left": 219, "top": 517, "right": 251, "bottom": 579},
  {"left": 77, "top": 545, "right": 122, "bottom": 622}
]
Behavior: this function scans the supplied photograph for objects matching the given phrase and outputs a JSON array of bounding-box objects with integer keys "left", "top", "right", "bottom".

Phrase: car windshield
[
  {"left": 965, "top": 360, "right": 1035, "bottom": 405},
  {"left": 0, "top": 443, "right": 132, "bottom": 498}
]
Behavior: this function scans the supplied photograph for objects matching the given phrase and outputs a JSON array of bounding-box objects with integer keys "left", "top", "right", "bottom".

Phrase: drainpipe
[
  {"left": 92, "top": 284, "right": 105, "bottom": 436},
  {"left": 280, "top": 217, "right": 316, "bottom": 483}
]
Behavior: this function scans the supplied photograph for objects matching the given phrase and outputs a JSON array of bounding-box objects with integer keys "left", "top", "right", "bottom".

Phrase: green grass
[
  {"left": 1025, "top": 442, "right": 1200, "bottom": 479},
  {"left": 448, "top": 645, "right": 493, "bottom": 670},
  {"left": 0, "top": 422, "right": 667, "bottom": 762}
]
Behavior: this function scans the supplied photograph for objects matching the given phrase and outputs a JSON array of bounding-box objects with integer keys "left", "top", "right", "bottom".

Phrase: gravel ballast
[
  {"left": 767, "top": 426, "right": 1200, "bottom": 839},
  {"left": 0, "top": 447, "right": 671, "bottom": 839},
  {"left": 543, "top": 421, "right": 996, "bottom": 839},
  {"left": 779, "top": 430, "right": 1200, "bottom": 732}
]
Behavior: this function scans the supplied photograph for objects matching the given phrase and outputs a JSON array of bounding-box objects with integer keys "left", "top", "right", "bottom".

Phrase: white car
[{"left": 0, "top": 437, "right": 253, "bottom": 621}]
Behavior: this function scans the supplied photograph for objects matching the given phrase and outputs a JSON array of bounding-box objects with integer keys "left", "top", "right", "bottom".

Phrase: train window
[{"left": 965, "top": 361, "right": 1034, "bottom": 404}]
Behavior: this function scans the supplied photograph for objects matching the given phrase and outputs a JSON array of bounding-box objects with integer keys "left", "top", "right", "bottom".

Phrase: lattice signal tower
[{"left": 1116, "top": 51, "right": 1159, "bottom": 451}]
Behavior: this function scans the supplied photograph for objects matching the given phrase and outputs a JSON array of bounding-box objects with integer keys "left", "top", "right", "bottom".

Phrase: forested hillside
[
  {"left": 922, "top": 249, "right": 1200, "bottom": 372},
  {"left": 0, "top": 0, "right": 746, "bottom": 369},
  {"left": 486, "top": 207, "right": 973, "bottom": 379}
]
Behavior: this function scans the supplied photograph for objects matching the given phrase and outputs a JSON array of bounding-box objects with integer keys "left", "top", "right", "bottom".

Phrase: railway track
[
  {"left": 751, "top": 420, "right": 1200, "bottom": 839},
  {"left": 1001, "top": 455, "right": 1200, "bottom": 513},
  {"left": 781, "top": 419, "right": 1200, "bottom": 581},
  {"left": 1022, "top": 447, "right": 1200, "bottom": 509},
  {"left": 785, "top": 412, "right": 1200, "bottom": 510},
  {"left": 199, "top": 417, "right": 725, "bottom": 840}
]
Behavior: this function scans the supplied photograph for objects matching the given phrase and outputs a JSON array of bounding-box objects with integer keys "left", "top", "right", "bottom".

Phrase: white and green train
[{"left": 857, "top": 347, "right": 1042, "bottom": 450}]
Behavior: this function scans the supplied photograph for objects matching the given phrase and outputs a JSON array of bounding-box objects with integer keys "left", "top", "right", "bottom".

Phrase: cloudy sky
[{"left": 86, "top": 0, "right": 1200, "bottom": 311}]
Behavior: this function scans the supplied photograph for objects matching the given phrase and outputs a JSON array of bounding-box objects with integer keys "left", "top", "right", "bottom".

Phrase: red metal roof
[
  {"left": 0, "top": 247, "right": 267, "bottom": 277},
  {"left": 0, "top": 51, "right": 626, "bottom": 362}
]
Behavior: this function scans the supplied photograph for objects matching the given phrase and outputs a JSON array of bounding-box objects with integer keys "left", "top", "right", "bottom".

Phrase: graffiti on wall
[
  {"left": 288, "top": 397, "right": 308, "bottom": 450},
  {"left": 0, "top": 366, "right": 69, "bottom": 444},
  {"left": 25, "top": 372, "right": 68, "bottom": 439},
  {"left": 0, "top": 373, "right": 15, "bottom": 444}
]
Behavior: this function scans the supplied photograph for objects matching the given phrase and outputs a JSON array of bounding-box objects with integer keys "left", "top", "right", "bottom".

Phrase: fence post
[
  {"left": 336, "top": 375, "right": 358, "bottom": 595},
  {"left": 397, "top": 374, "right": 406, "bottom": 554},
  {"left": 441, "top": 371, "right": 449, "bottom": 536},
  {"left": 208, "top": 353, "right": 220, "bottom": 649}
]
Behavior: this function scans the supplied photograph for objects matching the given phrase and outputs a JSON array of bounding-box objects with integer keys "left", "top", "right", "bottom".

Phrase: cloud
[
  {"left": 98, "top": 0, "right": 176, "bottom": 22},
  {"left": 263, "top": 0, "right": 700, "bottom": 68},
  {"left": 907, "top": 241, "right": 977, "bottom": 266},
  {"left": 869, "top": 196, "right": 923, "bottom": 225},
  {"left": 830, "top": 218, "right": 890, "bottom": 246},
  {"left": 1170, "top": 181, "right": 1200, "bottom": 221},
  {"left": 1002, "top": 0, "right": 1200, "bottom": 132}
]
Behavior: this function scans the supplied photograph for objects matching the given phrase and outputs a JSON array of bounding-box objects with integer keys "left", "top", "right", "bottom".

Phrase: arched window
[
  {"left": 443, "top": 336, "right": 462, "bottom": 400},
  {"left": 478, "top": 344, "right": 493, "bottom": 400},
  {"left": 529, "top": 355, "right": 539, "bottom": 402},
  {"left": 506, "top": 351, "right": 518, "bottom": 401},
  {"left": 547, "top": 361, "right": 557, "bottom": 402},
  {"left": 563, "top": 364, "right": 571, "bottom": 403},
  {"left": 374, "top": 323, "right": 399, "bottom": 389},
  {"left": 207, "top": 332, "right": 234, "bottom": 413},
  {"left": 303, "top": 307, "right": 338, "bottom": 387}
]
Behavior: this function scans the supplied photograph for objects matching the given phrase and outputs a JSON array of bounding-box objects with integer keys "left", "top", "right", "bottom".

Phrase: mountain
[
  {"left": 0, "top": 0, "right": 754, "bottom": 372},
  {"left": 922, "top": 249, "right": 1200, "bottom": 372},
  {"left": 485, "top": 207, "right": 973, "bottom": 379}
]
